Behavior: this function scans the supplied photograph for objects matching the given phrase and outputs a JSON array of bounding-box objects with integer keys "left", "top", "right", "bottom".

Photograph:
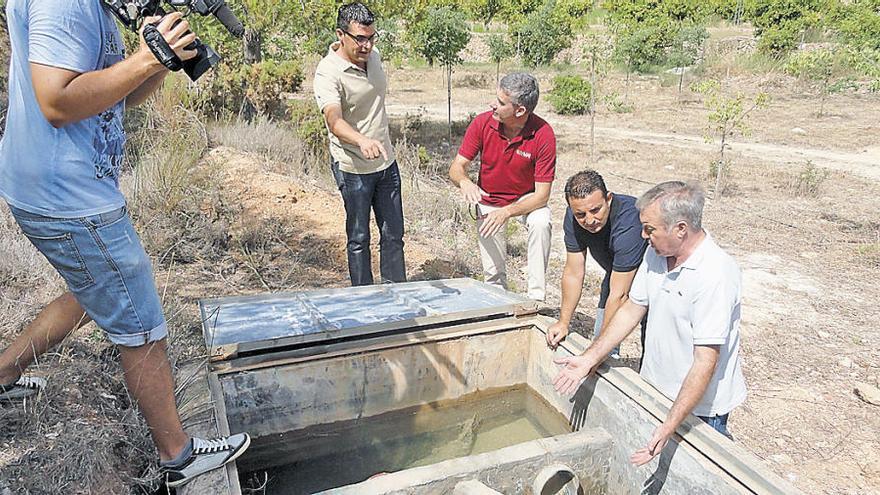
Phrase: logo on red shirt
[{"left": 515, "top": 149, "right": 532, "bottom": 159}]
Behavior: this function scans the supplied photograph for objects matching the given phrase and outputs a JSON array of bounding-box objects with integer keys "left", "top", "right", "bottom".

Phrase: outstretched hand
[
  {"left": 552, "top": 354, "right": 600, "bottom": 395},
  {"left": 630, "top": 425, "right": 673, "bottom": 466}
]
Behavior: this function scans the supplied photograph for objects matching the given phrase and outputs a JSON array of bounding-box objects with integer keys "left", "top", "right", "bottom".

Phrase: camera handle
[
  {"left": 142, "top": 23, "right": 183, "bottom": 72},
  {"left": 143, "top": 11, "right": 220, "bottom": 81}
]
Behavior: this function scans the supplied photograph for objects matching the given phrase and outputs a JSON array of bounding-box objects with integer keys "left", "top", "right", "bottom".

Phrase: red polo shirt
[{"left": 458, "top": 110, "right": 556, "bottom": 207}]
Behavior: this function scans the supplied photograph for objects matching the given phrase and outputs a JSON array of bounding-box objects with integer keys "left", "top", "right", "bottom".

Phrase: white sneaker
[
  {"left": 164, "top": 433, "right": 251, "bottom": 488},
  {"left": 0, "top": 376, "right": 46, "bottom": 401}
]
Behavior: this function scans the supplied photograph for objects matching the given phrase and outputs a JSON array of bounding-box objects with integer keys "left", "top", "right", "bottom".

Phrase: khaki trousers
[{"left": 476, "top": 203, "right": 552, "bottom": 301}]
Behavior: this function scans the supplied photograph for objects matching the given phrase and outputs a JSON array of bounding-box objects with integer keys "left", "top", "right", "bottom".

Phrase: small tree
[
  {"left": 784, "top": 47, "right": 845, "bottom": 116},
  {"left": 582, "top": 34, "right": 613, "bottom": 162},
  {"left": 512, "top": 1, "right": 572, "bottom": 67},
  {"left": 691, "top": 79, "right": 769, "bottom": 200},
  {"left": 410, "top": 7, "right": 472, "bottom": 138},
  {"left": 668, "top": 23, "right": 708, "bottom": 95},
  {"left": 486, "top": 34, "right": 514, "bottom": 83},
  {"left": 463, "top": 0, "right": 505, "bottom": 27},
  {"left": 614, "top": 26, "right": 667, "bottom": 103}
]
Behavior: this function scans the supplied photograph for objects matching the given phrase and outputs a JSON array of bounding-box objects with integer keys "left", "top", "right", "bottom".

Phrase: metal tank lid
[{"left": 200, "top": 278, "right": 535, "bottom": 362}]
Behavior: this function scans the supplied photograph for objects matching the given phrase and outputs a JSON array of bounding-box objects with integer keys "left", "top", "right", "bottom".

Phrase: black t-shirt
[{"left": 563, "top": 193, "right": 648, "bottom": 307}]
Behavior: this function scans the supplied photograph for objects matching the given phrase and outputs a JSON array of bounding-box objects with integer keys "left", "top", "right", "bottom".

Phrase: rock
[
  {"left": 817, "top": 331, "right": 831, "bottom": 339},
  {"left": 770, "top": 453, "right": 792, "bottom": 464},
  {"left": 855, "top": 382, "right": 880, "bottom": 406},
  {"left": 791, "top": 127, "right": 807, "bottom": 135},
  {"left": 838, "top": 357, "right": 853, "bottom": 368}
]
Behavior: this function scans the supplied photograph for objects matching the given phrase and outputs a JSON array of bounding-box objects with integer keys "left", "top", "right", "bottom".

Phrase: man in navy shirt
[{"left": 546, "top": 170, "right": 648, "bottom": 361}]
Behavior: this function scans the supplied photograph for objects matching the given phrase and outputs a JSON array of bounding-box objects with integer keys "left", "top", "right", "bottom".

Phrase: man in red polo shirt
[{"left": 449, "top": 72, "right": 556, "bottom": 300}]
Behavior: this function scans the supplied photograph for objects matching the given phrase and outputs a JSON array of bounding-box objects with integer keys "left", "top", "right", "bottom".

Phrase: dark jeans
[
  {"left": 331, "top": 161, "right": 406, "bottom": 286},
  {"left": 699, "top": 413, "right": 733, "bottom": 439}
]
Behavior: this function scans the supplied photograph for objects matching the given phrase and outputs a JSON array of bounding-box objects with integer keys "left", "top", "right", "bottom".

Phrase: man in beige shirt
[{"left": 313, "top": 2, "right": 405, "bottom": 286}]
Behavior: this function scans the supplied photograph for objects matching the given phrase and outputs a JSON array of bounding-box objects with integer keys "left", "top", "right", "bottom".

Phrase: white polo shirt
[{"left": 629, "top": 233, "right": 747, "bottom": 417}]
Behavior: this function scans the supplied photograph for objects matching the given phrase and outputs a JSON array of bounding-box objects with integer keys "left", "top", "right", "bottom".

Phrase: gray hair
[
  {"left": 636, "top": 181, "right": 705, "bottom": 231},
  {"left": 499, "top": 72, "right": 539, "bottom": 113}
]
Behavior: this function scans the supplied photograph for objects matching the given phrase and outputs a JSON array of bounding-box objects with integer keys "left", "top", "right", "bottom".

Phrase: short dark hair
[
  {"left": 564, "top": 170, "right": 608, "bottom": 203},
  {"left": 337, "top": 3, "right": 375, "bottom": 31}
]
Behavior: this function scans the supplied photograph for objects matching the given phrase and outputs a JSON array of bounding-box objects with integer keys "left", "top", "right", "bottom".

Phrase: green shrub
[
  {"left": 827, "top": 0, "right": 880, "bottom": 51},
  {"left": 748, "top": 0, "right": 822, "bottom": 36},
  {"left": 244, "top": 60, "right": 304, "bottom": 118},
  {"left": 288, "top": 99, "right": 328, "bottom": 160},
  {"left": 548, "top": 75, "right": 593, "bottom": 115},
  {"left": 757, "top": 24, "right": 801, "bottom": 58},
  {"left": 604, "top": 91, "right": 634, "bottom": 113},
  {"left": 748, "top": 0, "right": 824, "bottom": 57},
  {"left": 203, "top": 59, "right": 304, "bottom": 118},
  {"left": 784, "top": 160, "right": 829, "bottom": 197},
  {"left": 300, "top": 29, "right": 338, "bottom": 56}
]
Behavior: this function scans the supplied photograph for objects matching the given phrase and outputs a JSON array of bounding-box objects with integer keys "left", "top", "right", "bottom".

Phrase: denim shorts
[{"left": 9, "top": 204, "right": 167, "bottom": 347}]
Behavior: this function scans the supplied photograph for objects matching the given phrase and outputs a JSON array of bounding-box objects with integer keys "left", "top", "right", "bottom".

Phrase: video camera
[{"left": 104, "top": 0, "right": 245, "bottom": 81}]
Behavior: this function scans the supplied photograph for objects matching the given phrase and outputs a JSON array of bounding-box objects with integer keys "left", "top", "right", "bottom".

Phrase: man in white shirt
[{"left": 553, "top": 181, "right": 747, "bottom": 466}]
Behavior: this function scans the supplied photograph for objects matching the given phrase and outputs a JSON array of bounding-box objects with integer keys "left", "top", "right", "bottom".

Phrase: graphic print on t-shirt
[{"left": 92, "top": 30, "right": 126, "bottom": 180}]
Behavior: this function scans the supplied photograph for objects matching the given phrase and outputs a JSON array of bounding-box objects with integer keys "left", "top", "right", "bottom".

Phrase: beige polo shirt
[{"left": 313, "top": 43, "right": 395, "bottom": 174}]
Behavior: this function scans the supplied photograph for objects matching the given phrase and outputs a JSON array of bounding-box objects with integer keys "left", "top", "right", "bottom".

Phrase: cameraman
[{"left": 0, "top": 0, "right": 248, "bottom": 488}]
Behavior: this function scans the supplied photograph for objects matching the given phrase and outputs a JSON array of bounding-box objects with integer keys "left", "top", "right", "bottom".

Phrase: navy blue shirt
[{"left": 563, "top": 193, "right": 648, "bottom": 307}]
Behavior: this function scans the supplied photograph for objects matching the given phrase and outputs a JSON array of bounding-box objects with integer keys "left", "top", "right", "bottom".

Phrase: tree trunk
[
  {"left": 715, "top": 132, "right": 727, "bottom": 200},
  {"left": 678, "top": 68, "right": 684, "bottom": 95},
  {"left": 241, "top": 28, "right": 263, "bottom": 121},
  {"left": 244, "top": 29, "right": 263, "bottom": 64},
  {"left": 447, "top": 64, "right": 453, "bottom": 141},
  {"left": 496, "top": 61, "right": 500, "bottom": 85},
  {"left": 589, "top": 57, "right": 596, "bottom": 163},
  {"left": 624, "top": 69, "right": 630, "bottom": 103}
]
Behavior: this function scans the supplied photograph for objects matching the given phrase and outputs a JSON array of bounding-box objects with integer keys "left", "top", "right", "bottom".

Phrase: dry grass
[{"left": 209, "top": 115, "right": 331, "bottom": 181}]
